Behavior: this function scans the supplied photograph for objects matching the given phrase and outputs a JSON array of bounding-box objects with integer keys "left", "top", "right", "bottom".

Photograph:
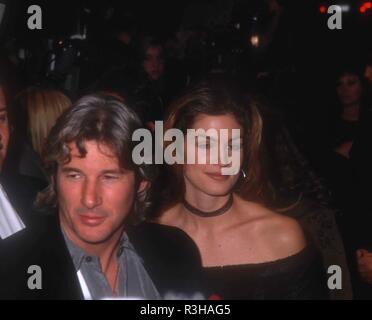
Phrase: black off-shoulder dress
[{"left": 203, "top": 244, "right": 329, "bottom": 300}]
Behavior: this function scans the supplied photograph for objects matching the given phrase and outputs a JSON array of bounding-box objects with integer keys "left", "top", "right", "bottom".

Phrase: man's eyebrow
[
  {"left": 0, "top": 108, "right": 7, "bottom": 112},
  {"left": 61, "top": 167, "right": 83, "bottom": 173},
  {"left": 100, "top": 169, "right": 123, "bottom": 175},
  {"left": 61, "top": 167, "right": 123, "bottom": 174}
]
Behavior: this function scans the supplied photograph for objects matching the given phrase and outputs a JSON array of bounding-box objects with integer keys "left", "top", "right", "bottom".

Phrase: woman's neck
[
  {"left": 181, "top": 191, "right": 234, "bottom": 230},
  {"left": 185, "top": 191, "right": 231, "bottom": 212}
]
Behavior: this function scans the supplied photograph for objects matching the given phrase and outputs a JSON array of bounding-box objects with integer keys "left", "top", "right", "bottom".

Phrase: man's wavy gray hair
[{"left": 36, "top": 93, "right": 157, "bottom": 224}]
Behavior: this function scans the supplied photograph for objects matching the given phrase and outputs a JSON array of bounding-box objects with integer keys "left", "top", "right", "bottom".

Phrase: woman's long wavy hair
[
  {"left": 150, "top": 79, "right": 276, "bottom": 217},
  {"left": 36, "top": 93, "right": 157, "bottom": 224},
  {"left": 150, "top": 78, "right": 332, "bottom": 219}
]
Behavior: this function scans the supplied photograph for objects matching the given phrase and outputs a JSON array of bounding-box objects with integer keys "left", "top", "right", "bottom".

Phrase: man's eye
[
  {"left": 0, "top": 115, "right": 7, "bottom": 122},
  {"left": 103, "top": 175, "right": 119, "bottom": 180},
  {"left": 66, "top": 173, "right": 81, "bottom": 179}
]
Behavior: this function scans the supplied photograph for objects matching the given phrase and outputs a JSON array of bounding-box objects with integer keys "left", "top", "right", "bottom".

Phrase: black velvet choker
[{"left": 183, "top": 194, "right": 233, "bottom": 218}]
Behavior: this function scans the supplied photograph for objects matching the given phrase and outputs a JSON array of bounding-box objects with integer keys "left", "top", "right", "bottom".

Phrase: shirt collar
[{"left": 61, "top": 229, "right": 133, "bottom": 271}]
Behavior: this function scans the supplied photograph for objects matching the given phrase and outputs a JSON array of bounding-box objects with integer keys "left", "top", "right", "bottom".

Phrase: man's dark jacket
[
  {"left": 0, "top": 173, "right": 45, "bottom": 226},
  {"left": 0, "top": 215, "right": 205, "bottom": 299}
]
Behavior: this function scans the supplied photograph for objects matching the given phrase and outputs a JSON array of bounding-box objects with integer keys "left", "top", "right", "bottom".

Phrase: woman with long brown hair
[{"left": 153, "top": 79, "right": 328, "bottom": 299}]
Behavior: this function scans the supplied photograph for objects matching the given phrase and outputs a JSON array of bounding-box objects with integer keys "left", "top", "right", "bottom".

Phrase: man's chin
[
  {"left": 78, "top": 234, "right": 111, "bottom": 246},
  {"left": 75, "top": 225, "right": 110, "bottom": 244},
  {"left": 68, "top": 222, "right": 125, "bottom": 248}
]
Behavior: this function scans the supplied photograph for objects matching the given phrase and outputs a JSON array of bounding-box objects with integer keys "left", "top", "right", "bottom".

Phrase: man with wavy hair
[{"left": 0, "top": 93, "right": 203, "bottom": 300}]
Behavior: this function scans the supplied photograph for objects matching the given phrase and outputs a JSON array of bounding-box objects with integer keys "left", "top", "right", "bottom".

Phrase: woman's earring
[{"left": 241, "top": 169, "right": 247, "bottom": 179}]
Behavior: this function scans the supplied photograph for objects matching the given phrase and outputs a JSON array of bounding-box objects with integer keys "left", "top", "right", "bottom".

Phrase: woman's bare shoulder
[{"left": 235, "top": 196, "right": 307, "bottom": 258}]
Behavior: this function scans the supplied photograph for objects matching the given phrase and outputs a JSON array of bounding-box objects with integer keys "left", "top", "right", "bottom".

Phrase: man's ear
[{"left": 138, "top": 180, "right": 150, "bottom": 194}]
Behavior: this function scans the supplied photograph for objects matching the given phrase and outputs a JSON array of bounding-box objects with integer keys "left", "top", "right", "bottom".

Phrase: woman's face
[
  {"left": 183, "top": 113, "right": 244, "bottom": 197},
  {"left": 336, "top": 73, "right": 363, "bottom": 106}
]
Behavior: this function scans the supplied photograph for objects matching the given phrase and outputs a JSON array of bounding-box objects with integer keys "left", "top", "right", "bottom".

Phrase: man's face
[
  {"left": 57, "top": 140, "right": 146, "bottom": 249},
  {"left": 143, "top": 45, "right": 165, "bottom": 81},
  {"left": 0, "top": 87, "right": 10, "bottom": 171}
]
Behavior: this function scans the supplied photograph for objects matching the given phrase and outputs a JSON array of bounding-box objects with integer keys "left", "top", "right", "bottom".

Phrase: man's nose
[{"left": 81, "top": 179, "right": 102, "bottom": 209}]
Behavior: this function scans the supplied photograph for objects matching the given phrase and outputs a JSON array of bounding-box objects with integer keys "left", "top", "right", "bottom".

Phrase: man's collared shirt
[{"left": 63, "top": 230, "right": 161, "bottom": 300}]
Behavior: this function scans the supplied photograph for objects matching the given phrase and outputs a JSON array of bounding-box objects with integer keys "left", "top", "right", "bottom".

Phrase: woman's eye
[
  {"left": 230, "top": 144, "right": 241, "bottom": 150},
  {"left": 197, "top": 138, "right": 211, "bottom": 148},
  {"left": 198, "top": 143, "right": 210, "bottom": 149},
  {"left": 227, "top": 142, "right": 242, "bottom": 150}
]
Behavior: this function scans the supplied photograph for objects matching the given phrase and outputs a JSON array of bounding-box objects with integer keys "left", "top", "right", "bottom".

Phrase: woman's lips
[{"left": 205, "top": 172, "right": 229, "bottom": 181}]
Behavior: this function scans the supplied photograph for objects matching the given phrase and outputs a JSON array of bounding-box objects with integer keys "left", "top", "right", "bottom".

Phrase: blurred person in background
[
  {"left": 364, "top": 55, "right": 372, "bottom": 90},
  {"left": 0, "top": 77, "right": 44, "bottom": 234},
  {"left": 135, "top": 36, "right": 187, "bottom": 128},
  {"left": 309, "top": 61, "right": 372, "bottom": 299},
  {"left": 13, "top": 86, "right": 71, "bottom": 185},
  {"left": 313, "top": 64, "right": 370, "bottom": 223}
]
